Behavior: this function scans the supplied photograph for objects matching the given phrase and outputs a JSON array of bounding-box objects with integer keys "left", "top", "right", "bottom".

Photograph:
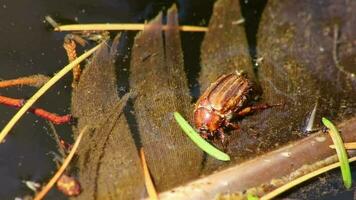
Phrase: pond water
[{"left": 0, "top": 0, "right": 354, "bottom": 199}]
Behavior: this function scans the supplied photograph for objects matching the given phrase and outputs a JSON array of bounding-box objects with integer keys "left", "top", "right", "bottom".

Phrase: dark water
[{"left": 0, "top": 0, "right": 353, "bottom": 199}]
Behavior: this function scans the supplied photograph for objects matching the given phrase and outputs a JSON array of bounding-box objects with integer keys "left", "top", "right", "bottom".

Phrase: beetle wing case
[{"left": 205, "top": 73, "right": 251, "bottom": 114}]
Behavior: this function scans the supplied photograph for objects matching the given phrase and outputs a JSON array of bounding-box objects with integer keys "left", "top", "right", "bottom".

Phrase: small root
[
  {"left": 0, "top": 74, "right": 50, "bottom": 88},
  {"left": 0, "top": 95, "right": 72, "bottom": 124}
]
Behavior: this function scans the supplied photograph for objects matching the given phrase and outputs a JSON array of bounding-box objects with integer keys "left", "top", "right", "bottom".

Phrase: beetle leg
[
  {"left": 199, "top": 132, "right": 209, "bottom": 139},
  {"left": 225, "top": 121, "right": 240, "bottom": 130},
  {"left": 236, "top": 103, "right": 281, "bottom": 117},
  {"left": 218, "top": 131, "right": 225, "bottom": 142},
  {"left": 217, "top": 129, "right": 230, "bottom": 150}
]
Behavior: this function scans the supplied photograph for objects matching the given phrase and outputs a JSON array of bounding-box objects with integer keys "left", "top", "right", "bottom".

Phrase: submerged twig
[{"left": 34, "top": 126, "right": 88, "bottom": 200}]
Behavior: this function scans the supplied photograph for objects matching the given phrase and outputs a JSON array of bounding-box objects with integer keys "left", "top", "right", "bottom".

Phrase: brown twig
[
  {"left": 0, "top": 75, "right": 50, "bottom": 88},
  {"left": 0, "top": 95, "right": 72, "bottom": 124}
]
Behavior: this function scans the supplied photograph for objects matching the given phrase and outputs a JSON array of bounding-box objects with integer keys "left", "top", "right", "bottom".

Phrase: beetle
[{"left": 193, "top": 72, "right": 274, "bottom": 142}]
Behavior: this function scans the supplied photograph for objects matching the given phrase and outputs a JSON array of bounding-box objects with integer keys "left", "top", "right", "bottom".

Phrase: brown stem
[{"left": 0, "top": 95, "right": 72, "bottom": 124}]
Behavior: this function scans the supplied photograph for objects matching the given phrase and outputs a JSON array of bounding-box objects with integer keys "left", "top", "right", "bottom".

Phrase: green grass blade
[
  {"left": 173, "top": 112, "right": 230, "bottom": 161},
  {"left": 322, "top": 117, "right": 352, "bottom": 189},
  {"left": 247, "top": 193, "right": 259, "bottom": 200}
]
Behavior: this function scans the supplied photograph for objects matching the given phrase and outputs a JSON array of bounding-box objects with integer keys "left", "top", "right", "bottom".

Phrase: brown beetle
[{"left": 194, "top": 72, "right": 273, "bottom": 142}]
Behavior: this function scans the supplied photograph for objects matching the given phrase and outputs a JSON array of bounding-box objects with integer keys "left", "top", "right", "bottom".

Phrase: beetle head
[{"left": 193, "top": 107, "right": 223, "bottom": 134}]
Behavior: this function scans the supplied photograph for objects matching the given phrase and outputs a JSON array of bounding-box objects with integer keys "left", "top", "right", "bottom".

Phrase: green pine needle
[
  {"left": 173, "top": 112, "right": 230, "bottom": 161},
  {"left": 247, "top": 193, "right": 259, "bottom": 200},
  {"left": 322, "top": 117, "right": 352, "bottom": 189}
]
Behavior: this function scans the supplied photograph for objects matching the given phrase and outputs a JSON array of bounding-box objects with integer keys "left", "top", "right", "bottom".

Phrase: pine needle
[
  {"left": 261, "top": 156, "right": 356, "bottom": 200},
  {"left": 54, "top": 24, "right": 208, "bottom": 32},
  {"left": 34, "top": 126, "right": 88, "bottom": 200},
  {"left": 330, "top": 142, "right": 356, "bottom": 150},
  {"left": 140, "top": 148, "right": 159, "bottom": 200},
  {"left": 0, "top": 42, "right": 103, "bottom": 143},
  {"left": 173, "top": 112, "right": 230, "bottom": 161}
]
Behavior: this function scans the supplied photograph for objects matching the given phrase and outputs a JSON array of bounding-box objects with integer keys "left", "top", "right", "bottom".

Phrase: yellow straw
[
  {"left": 261, "top": 156, "right": 356, "bottom": 200},
  {"left": 0, "top": 43, "right": 103, "bottom": 143},
  {"left": 55, "top": 24, "right": 208, "bottom": 32},
  {"left": 330, "top": 142, "right": 356, "bottom": 150}
]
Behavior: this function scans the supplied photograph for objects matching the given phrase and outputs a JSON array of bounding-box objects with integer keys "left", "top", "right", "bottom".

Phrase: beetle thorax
[{"left": 193, "top": 106, "right": 224, "bottom": 133}]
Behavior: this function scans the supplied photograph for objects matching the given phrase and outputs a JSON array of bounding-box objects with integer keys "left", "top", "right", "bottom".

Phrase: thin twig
[
  {"left": 54, "top": 24, "right": 208, "bottom": 32},
  {"left": 34, "top": 126, "right": 88, "bottom": 200}
]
